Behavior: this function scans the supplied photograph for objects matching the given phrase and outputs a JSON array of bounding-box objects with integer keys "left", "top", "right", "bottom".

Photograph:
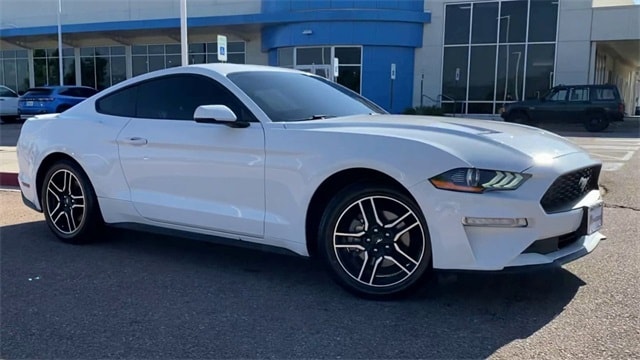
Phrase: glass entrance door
[{"left": 295, "top": 64, "right": 333, "bottom": 81}]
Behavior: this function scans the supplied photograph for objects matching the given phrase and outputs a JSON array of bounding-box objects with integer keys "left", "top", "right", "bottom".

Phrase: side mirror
[{"left": 193, "top": 105, "right": 249, "bottom": 128}]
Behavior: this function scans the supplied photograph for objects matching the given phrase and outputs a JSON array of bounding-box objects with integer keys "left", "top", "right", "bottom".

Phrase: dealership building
[{"left": 1, "top": 0, "right": 639, "bottom": 116}]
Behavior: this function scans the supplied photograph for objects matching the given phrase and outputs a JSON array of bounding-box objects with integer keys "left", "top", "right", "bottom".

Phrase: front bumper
[
  {"left": 410, "top": 152, "right": 604, "bottom": 271},
  {"left": 22, "top": 190, "right": 41, "bottom": 212}
]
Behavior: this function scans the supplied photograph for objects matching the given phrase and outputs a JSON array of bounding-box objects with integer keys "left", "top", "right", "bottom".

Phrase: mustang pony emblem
[{"left": 579, "top": 176, "right": 590, "bottom": 192}]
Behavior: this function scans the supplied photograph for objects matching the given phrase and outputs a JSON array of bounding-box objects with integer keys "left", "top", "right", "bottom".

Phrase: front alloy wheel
[
  {"left": 319, "top": 184, "right": 432, "bottom": 299},
  {"left": 42, "top": 160, "right": 102, "bottom": 243}
]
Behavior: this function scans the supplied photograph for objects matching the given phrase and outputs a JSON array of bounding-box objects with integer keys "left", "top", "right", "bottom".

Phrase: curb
[{"left": 0, "top": 172, "right": 19, "bottom": 188}]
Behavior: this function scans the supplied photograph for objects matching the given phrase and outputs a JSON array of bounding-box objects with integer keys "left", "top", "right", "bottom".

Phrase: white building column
[{"left": 74, "top": 47, "right": 81, "bottom": 86}]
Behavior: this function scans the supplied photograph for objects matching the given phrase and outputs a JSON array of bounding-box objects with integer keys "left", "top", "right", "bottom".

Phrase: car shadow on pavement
[
  {"left": 1, "top": 221, "right": 585, "bottom": 359},
  {"left": 532, "top": 117, "right": 640, "bottom": 139}
]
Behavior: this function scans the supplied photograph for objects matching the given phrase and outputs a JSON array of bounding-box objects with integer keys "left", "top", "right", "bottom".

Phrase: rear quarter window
[
  {"left": 96, "top": 86, "right": 137, "bottom": 117},
  {"left": 592, "top": 88, "right": 618, "bottom": 101}
]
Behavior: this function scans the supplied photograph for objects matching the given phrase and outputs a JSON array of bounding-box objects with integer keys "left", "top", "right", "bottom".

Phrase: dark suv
[{"left": 500, "top": 84, "right": 625, "bottom": 132}]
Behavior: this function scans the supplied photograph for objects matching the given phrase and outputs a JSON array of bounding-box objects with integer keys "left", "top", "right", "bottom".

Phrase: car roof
[
  {"left": 555, "top": 84, "right": 618, "bottom": 88},
  {"left": 189, "top": 63, "right": 302, "bottom": 76},
  {"left": 25, "top": 86, "right": 96, "bottom": 91}
]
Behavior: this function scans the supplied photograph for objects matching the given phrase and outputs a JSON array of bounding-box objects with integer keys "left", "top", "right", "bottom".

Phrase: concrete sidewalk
[{"left": 0, "top": 146, "right": 19, "bottom": 187}]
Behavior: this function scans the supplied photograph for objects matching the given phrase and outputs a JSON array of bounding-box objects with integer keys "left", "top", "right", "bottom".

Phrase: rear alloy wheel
[
  {"left": 41, "top": 160, "right": 102, "bottom": 244},
  {"left": 584, "top": 113, "right": 609, "bottom": 132},
  {"left": 318, "top": 183, "right": 432, "bottom": 299}
]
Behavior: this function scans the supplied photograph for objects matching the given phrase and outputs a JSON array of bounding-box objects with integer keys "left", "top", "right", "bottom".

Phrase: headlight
[{"left": 429, "top": 168, "right": 530, "bottom": 193}]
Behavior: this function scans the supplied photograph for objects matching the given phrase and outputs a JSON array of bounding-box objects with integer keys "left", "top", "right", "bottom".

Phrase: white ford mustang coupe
[{"left": 17, "top": 64, "right": 605, "bottom": 298}]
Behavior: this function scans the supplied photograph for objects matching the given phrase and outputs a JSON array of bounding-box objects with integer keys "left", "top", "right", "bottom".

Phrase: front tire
[
  {"left": 318, "top": 183, "right": 432, "bottom": 299},
  {"left": 584, "top": 112, "right": 609, "bottom": 132},
  {"left": 41, "top": 160, "right": 102, "bottom": 244}
]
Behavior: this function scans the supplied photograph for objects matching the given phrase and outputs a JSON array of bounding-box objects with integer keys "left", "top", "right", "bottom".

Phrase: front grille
[{"left": 540, "top": 165, "right": 601, "bottom": 213}]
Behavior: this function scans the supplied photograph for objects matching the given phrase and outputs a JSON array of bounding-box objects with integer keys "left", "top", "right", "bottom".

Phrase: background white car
[
  {"left": 0, "top": 85, "right": 20, "bottom": 123},
  {"left": 17, "top": 64, "right": 605, "bottom": 299}
]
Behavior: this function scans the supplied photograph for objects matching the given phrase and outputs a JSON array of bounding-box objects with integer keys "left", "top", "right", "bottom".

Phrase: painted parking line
[{"left": 568, "top": 138, "right": 640, "bottom": 172}]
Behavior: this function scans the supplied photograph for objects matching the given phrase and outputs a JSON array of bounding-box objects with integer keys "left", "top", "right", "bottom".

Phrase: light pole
[
  {"left": 57, "top": 0, "right": 63, "bottom": 85},
  {"left": 498, "top": 15, "right": 510, "bottom": 103},
  {"left": 180, "top": 0, "right": 188, "bottom": 66}
]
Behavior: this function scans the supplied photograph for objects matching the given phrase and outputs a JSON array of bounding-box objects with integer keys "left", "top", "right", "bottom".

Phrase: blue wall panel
[
  {"left": 262, "top": 21, "right": 423, "bottom": 51},
  {"left": 362, "top": 46, "right": 415, "bottom": 113},
  {"left": 262, "top": 0, "right": 423, "bottom": 12}
]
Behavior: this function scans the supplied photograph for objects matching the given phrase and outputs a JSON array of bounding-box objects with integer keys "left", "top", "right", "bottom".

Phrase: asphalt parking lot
[{"left": 1, "top": 118, "right": 639, "bottom": 359}]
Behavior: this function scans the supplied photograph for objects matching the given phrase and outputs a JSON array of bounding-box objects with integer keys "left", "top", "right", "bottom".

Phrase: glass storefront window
[
  {"left": 472, "top": 2, "right": 498, "bottom": 44},
  {"left": 80, "top": 46, "right": 126, "bottom": 90},
  {"left": 525, "top": 44, "right": 555, "bottom": 100},
  {"left": 442, "top": 47, "right": 469, "bottom": 101},
  {"left": 279, "top": 46, "right": 362, "bottom": 94},
  {"left": 335, "top": 47, "right": 361, "bottom": 65},
  {"left": 445, "top": 3, "right": 471, "bottom": 45},
  {"left": 0, "top": 49, "right": 30, "bottom": 93},
  {"left": 496, "top": 44, "right": 525, "bottom": 102},
  {"left": 337, "top": 65, "right": 361, "bottom": 94},
  {"left": 204, "top": 41, "right": 245, "bottom": 64},
  {"left": 33, "top": 48, "right": 75, "bottom": 87},
  {"left": 2, "top": 59, "right": 17, "bottom": 92},
  {"left": 296, "top": 47, "right": 331, "bottom": 65},
  {"left": 528, "top": 0, "right": 558, "bottom": 42},
  {"left": 468, "top": 45, "right": 497, "bottom": 101},
  {"left": 277, "top": 48, "right": 294, "bottom": 68},
  {"left": 132, "top": 42, "right": 245, "bottom": 76},
  {"left": 499, "top": 0, "right": 528, "bottom": 43},
  {"left": 442, "top": 0, "right": 558, "bottom": 114}
]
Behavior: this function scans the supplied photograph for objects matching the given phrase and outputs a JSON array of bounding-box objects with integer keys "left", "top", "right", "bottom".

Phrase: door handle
[{"left": 122, "top": 137, "right": 148, "bottom": 146}]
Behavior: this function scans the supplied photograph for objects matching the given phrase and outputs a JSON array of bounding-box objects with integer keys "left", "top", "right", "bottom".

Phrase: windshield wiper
[{"left": 295, "top": 114, "right": 337, "bottom": 121}]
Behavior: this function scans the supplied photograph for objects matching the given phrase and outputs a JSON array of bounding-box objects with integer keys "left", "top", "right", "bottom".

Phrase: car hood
[{"left": 283, "top": 114, "right": 585, "bottom": 171}]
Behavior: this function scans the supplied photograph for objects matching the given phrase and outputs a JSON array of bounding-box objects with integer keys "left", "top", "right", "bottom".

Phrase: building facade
[{"left": 1, "top": 0, "right": 638, "bottom": 115}]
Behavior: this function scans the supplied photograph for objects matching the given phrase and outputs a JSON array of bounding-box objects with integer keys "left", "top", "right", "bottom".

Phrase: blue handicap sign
[{"left": 219, "top": 47, "right": 226, "bottom": 55}]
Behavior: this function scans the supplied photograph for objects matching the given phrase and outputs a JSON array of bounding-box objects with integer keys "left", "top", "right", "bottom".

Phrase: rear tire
[
  {"left": 317, "top": 182, "right": 432, "bottom": 299},
  {"left": 1, "top": 116, "right": 20, "bottom": 124},
  {"left": 584, "top": 112, "right": 609, "bottom": 132},
  {"left": 41, "top": 160, "right": 103, "bottom": 244}
]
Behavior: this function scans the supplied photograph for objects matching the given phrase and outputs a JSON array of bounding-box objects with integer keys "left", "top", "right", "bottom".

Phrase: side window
[
  {"left": 569, "top": 87, "right": 589, "bottom": 102},
  {"left": 547, "top": 88, "right": 567, "bottom": 102},
  {"left": 0, "top": 88, "right": 18, "bottom": 97},
  {"left": 96, "top": 85, "right": 137, "bottom": 117},
  {"left": 135, "top": 74, "right": 256, "bottom": 121}
]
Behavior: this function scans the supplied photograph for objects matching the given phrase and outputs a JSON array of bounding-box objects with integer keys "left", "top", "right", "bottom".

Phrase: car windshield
[{"left": 227, "top": 71, "right": 386, "bottom": 122}]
